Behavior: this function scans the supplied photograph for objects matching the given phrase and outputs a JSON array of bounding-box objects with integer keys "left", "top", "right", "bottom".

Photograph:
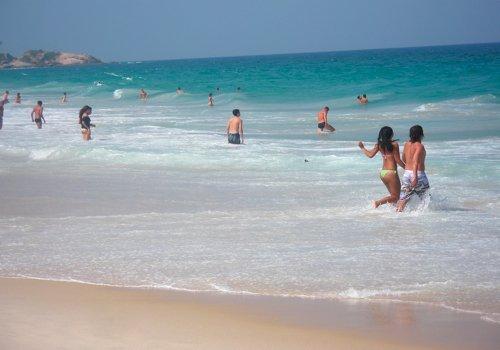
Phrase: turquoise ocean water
[{"left": 1, "top": 43, "right": 499, "bottom": 323}]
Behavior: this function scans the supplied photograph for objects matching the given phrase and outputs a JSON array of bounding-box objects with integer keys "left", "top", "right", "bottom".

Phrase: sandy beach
[{"left": 0, "top": 277, "right": 498, "bottom": 350}]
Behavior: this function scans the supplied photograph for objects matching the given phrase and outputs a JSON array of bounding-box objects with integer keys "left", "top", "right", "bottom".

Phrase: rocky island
[{"left": 0, "top": 50, "right": 102, "bottom": 69}]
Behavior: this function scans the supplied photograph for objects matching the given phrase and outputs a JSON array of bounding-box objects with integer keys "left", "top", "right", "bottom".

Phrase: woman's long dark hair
[
  {"left": 377, "top": 126, "right": 394, "bottom": 153},
  {"left": 78, "top": 105, "right": 91, "bottom": 125}
]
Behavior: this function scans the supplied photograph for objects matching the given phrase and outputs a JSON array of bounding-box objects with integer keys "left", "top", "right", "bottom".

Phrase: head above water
[
  {"left": 324, "top": 106, "right": 330, "bottom": 111},
  {"left": 63, "top": 92, "right": 67, "bottom": 95},
  {"left": 209, "top": 93, "right": 212, "bottom": 97},
  {"left": 232, "top": 109, "right": 240, "bottom": 117},
  {"left": 363, "top": 94, "right": 367, "bottom": 98},
  {"left": 378, "top": 126, "right": 394, "bottom": 152},
  {"left": 37, "top": 100, "right": 42, "bottom": 106},
  {"left": 409, "top": 125, "right": 424, "bottom": 142}
]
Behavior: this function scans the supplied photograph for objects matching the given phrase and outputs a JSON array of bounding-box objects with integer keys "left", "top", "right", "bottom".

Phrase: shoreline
[
  {"left": 1, "top": 277, "right": 498, "bottom": 349},
  {"left": 3, "top": 274, "right": 498, "bottom": 327}
]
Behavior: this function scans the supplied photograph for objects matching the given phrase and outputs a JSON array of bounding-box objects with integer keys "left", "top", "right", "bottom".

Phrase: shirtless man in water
[
  {"left": 226, "top": 109, "right": 244, "bottom": 144},
  {"left": 317, "top": 106, "right": 335, "bottom": 134},
  {"left": 397, "top": 125, "right": 430, "bottom": 212},
  {"left": 31, "top": 101, "right": 45, "bottom": 129}
]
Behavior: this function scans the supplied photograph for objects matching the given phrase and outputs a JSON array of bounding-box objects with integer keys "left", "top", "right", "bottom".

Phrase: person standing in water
[
  {"left": 397, "top": 125, "right": 430, "bottom": 212},
  {"left": 208, "top": 93, "right": 214, "bottom": 106},
  {"left": 358, "top": 126, "right": 405, "bottom": 208},
  {"left": 176, "top": 87, "right": 183, "bottom": 94},
  {"left": 31, "top": 101, "right": 46, "bottom": 129},
  {"left": 79, "top": 105, "right": 95, "bottom": 141},
  {"left": 14, "top": 93, "right": 21, "bottom": 104},
  {"left": 226, "top": 109, "right": 244, "bottom": 144},
  {"left": 317, "top": 106, "right": 335, "bottom": 133},
  {"left": 61, "top": 92, "right": 68, "bottom": 103},
  {"left": 0, "top": 92, "right": 8, "bottom": 130},
  {"left": 139, "top": 88, "right": 148, "bottom": 101}
]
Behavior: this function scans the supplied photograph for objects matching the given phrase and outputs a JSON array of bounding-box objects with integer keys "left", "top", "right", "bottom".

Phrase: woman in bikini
[
  {"left": 358, "top": 126, "right": 405, "bottom": 208},
  {"left": 78, "top": 105, "right": 95, "bottom": 141}
]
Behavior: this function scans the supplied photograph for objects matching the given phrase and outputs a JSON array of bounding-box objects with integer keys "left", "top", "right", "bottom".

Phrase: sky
[{"left": 1, "top": 0, "right": 499, "bottom": 62}]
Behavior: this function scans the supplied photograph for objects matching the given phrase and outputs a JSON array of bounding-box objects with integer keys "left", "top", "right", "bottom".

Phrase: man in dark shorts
[
  {"left": 226, "top": 109, "right": 244, "bottom": 144},
  {"left": 31, "top": 101, "right": 46, "bottom": 129},
  {"left": 317, "top": 106, "right": 335, "bottom": 134}
]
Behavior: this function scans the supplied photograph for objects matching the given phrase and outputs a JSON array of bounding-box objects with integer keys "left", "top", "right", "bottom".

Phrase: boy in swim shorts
[
  {"left": 317, "top": 106, "right": 335, "bottom": 134},
  {"left": 397, "top": 125, "right": 430, "bottom": 212},
  {"left": 226, "top": 109, "right": 244, "bottom": 144},
  {"left": 31, "top": 101, "right": 45, "bottom": 129}
]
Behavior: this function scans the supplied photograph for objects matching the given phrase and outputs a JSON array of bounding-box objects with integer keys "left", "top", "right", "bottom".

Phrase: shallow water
[{"left": 0, "top": 43, "right": 499, "bottom": 323}]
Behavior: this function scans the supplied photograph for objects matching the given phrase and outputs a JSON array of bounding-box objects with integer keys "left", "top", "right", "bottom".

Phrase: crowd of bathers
[{"left": 0, "top": 89, "right": 428, "bottom": 211}]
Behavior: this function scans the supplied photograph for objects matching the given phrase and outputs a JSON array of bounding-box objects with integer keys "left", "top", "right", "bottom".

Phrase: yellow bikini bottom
[{"left": 380, "top": 169, "right": 397, "bottom": 178}]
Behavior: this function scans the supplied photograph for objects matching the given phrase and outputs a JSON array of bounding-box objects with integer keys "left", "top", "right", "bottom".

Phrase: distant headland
[{"left": 0, "top": 50, "right": 102, "bottom": 69}]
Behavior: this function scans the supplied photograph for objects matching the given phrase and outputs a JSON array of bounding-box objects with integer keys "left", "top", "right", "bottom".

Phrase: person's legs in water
[
  {"left": 317, "top": 122, "right": 325, "bottom": 134},
  {"left": 373, "top": 171, "right": 400, "bottom": 208},
  {"left": 35, "top": 119, "right": 42, "bottom": 129},
  {"left": 82, "top": 129, "right": 91, "bottom": 141},
  {"left": 396, "top": 171, "right": 430, "bottom": 212}
]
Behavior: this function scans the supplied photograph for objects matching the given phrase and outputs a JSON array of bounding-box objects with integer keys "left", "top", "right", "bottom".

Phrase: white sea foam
[
  {"left": 113, "top": 89, "right": 123, "bottom": 99},
  {"left": 0, "top": 87, "right": 498, "bottom": 326}
]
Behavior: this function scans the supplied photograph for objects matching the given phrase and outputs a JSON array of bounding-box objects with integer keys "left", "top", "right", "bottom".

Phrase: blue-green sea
[{"left": 1, "top": 43, "right": 499, "bottom": 323}]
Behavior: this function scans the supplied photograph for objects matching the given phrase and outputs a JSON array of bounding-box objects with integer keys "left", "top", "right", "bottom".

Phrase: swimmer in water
[
  {"left": 317, "top": 106, "right": 335, "bottom": 133},
  {"left": 31, "top": 101, "right": 46, "bottom": 129},
  {"left": 139, "top": 88, "right": 148, "bottom": 101},
  {"left": 176, "top": 87, "right": 183, "bottom": 94},
  {"left": 14, "top": 93, "right": 21, "bottom": 104},
  {"left": 226, "top": 109, "right": 244, "bottom": 144},
  {"left": 78, "top": 105, "right": 95, "bottom": 141},
  {"left": 358, "top": 126, "right": 405, "bottom": 208},
  {"left": 397, "top": 125, "right": 430, "bottom": 212},
  {"left": 61, "top": 92, "right": 68, "bottom": 103},
  {"left": 208, "top": 93, "right": 214, "bottom": 106},
  {"left": 359, "top": 94, "right": 368, "bottom": 104}
]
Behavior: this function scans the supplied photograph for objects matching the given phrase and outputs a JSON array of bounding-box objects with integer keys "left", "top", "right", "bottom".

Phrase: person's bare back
[
  {"left": 227, "top": 117, "right": 241, "bottom": 133},
  {"left": 397, "top": 125, "right": 429, "bottom": 211},
  {"left": 402, "top": 141, "right": 426, "bottom": 172},
  {"left": 226, "top": 109, "right": 244, "bottom": 144}
]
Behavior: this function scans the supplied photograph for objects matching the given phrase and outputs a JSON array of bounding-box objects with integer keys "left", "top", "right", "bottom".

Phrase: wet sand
[{"left": 1, "top": 277, "right": 498, "bottom": 349}]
